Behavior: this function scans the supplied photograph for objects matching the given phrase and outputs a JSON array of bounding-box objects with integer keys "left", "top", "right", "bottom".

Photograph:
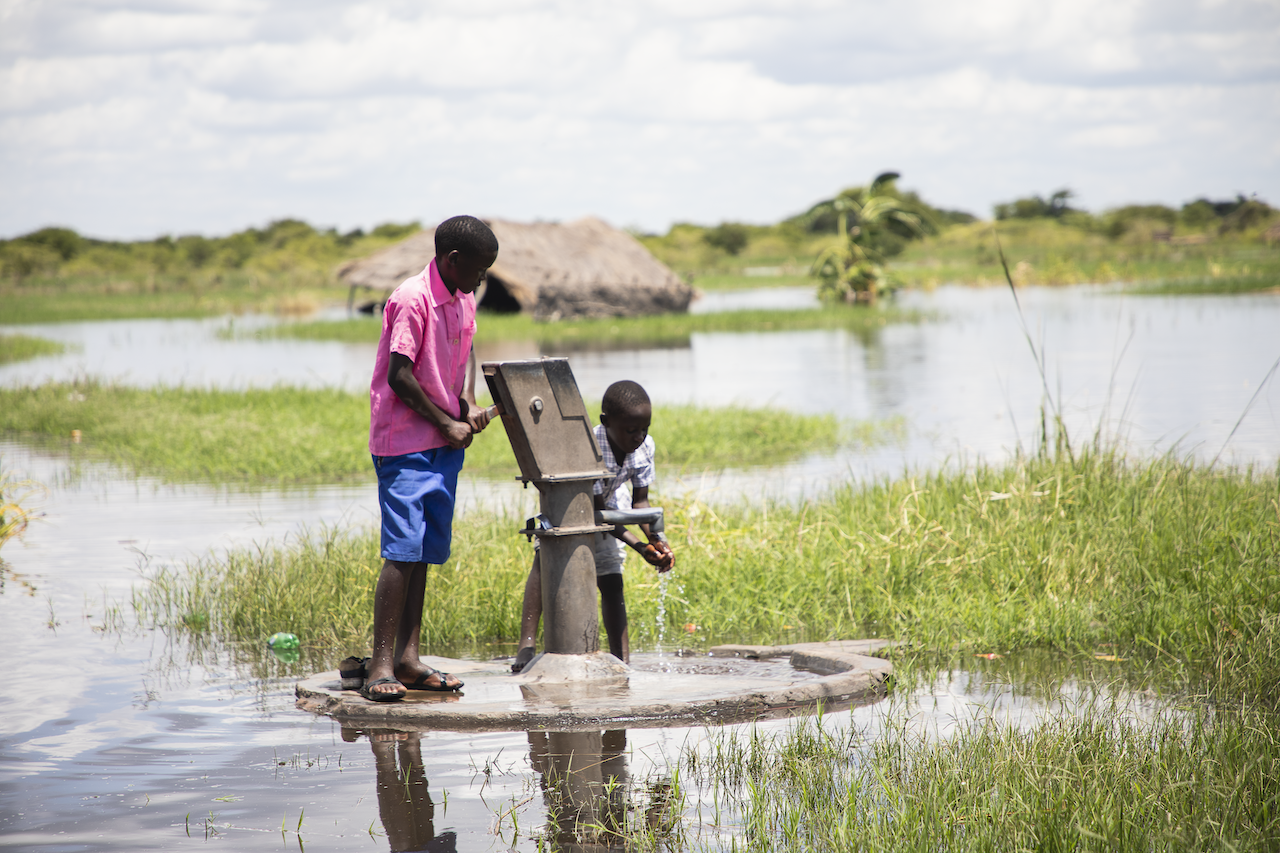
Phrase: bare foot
[{"left": 511, "top": 646, "right": 535, "bottom": 673}]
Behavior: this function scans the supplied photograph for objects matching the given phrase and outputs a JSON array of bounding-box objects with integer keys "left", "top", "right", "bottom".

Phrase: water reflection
[
  {"left": 342, "top": 727, "right": 458, "bottom": 853},
  {"left": 528, "top": 730, "right": 629, "bottom": 850},
  {"left": 338, "top": 725, "right": 674, "bottom": 853},
  {"left": 526, "top": 729, "right": 680, "bottom": 852}
]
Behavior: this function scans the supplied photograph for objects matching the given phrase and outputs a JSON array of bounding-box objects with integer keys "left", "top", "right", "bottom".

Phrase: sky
[{"left": 1, "top": 0, "right": 1278, "bottom": 240}]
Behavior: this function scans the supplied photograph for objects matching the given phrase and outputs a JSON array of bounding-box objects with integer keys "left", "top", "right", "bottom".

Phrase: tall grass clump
[
  {"left": 132, "top": 519, "right": 532, "bottom": 660},
  {"left": 0, "top": 381, "right": 372, "bottom": 485},
  {"left": 132, "top": 450, "right": 1279, "bottom": 706},
  {"left": 673, "top": 705, "right": 1279, "bottom": 851},
  {"left": 0, "top": 462, "right": 40, "bottom": 551},
  {"left": 0, "top": 381, "right": 879, "bottom": 485},
  {"left": 0, "top": 333, "right": 65, "bottom": 365},
  {"left": 267, "top": 302, "right": 922, "bottom": 348},
  {"left": 647, "top": 453, "right": 1280, "bottom": 704}
]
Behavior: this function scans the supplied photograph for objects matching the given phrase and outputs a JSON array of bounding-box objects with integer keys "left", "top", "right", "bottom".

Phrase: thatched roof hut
[{"left": 338, "top": 217, "right": 694, "bottom": 320}]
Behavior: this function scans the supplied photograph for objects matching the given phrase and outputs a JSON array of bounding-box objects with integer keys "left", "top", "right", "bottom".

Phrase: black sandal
[
  {"left": 339, "top": 656, "right": 369, "bottom": 690},
  {"left": 403, "top": 668, "right": 463, "bottom": 692},
  {"left": 359, "top": 676, "right": 405, "bottom": 702}
]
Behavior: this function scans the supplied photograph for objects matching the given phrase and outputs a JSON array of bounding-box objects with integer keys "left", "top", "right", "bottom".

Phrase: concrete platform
[{"left": 295, "top": 639, "right": 893, "bottom": 731}]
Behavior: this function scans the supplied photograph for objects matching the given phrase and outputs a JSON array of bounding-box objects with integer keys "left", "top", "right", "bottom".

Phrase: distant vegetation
[
  {"left": 2, "top": 186, "right": 1276, "bottom": 326},
  {"left": 0, "top": 219, "right": 421, "bottom": 323},
  {"left": 0, "top": 218, "right": 419, "bottom": 281},
  {"left": 645, "top": 183, "right": 1274, "bottom": 292},
  {"left": 807, "top": 172, "right": 931, "bottom": 304},
  {"left": 639, "top": 184, "right": 1279, "bottom": 294}
]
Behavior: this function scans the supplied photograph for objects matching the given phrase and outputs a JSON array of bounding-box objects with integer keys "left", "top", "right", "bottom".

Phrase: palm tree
[{"left": 809, "top": 173, "right": 930, "bottom": 304}]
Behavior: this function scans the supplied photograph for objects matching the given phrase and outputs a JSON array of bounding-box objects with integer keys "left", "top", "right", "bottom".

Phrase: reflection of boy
[
  {"left": 355, "top": 728, "right": 457, "bottom": 853},
  {"left": 512, "top": 380, "right": 675, "bottom": 670},
  {"left": 364, "top": 215, "right": 498, "bottom": 702}
]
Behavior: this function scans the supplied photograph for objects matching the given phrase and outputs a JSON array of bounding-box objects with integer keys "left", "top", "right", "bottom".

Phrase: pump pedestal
[{"left": 483, "top": 359, "right": 614, "bottom": 659}]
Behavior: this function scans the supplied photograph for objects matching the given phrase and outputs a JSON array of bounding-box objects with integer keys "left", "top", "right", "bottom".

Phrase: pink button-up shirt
[{"left": 369, "top": 259, "right": 477, "bottom": 456}]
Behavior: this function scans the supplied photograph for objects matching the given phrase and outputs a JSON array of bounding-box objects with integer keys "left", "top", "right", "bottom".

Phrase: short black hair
[
  {"left": 601, "top": 380, "right": 650, "bottom": 416},
  {"left": 434, "top": 215, "right": 498, "bottom": 258}
]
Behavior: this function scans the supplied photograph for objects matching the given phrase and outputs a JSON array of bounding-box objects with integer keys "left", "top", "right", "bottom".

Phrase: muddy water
[{"left": 1, "top": 284, "right": 1276, "bottom": 850}]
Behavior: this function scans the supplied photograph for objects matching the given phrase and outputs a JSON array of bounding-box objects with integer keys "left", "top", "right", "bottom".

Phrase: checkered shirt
[{"left": 593, "top": 423, "right": 656, "bottom": 511}]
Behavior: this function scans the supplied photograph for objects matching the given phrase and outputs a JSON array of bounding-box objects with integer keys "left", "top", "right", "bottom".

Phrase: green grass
[
  {"left": 0, "top": 381, "right": 876, "bottom": 485},
  {"left": 129, "top": 448, "right": 1280, "bottom": 848},
  {"left": 1, "top": 460, "right": 40, "bottom": 551},
  {"left": 689, "top": 271, "right": 813, "bottom": 291},
  {"left": 0, "top": 382, "right": 371, "bottom": 485},
  {"left": 892, "top": 219, "right": 1280, "bottom": 291},
  {"left": 0, "top": 274, "right": 348, "bottom": 324},
  {"left": 268, "top": 303, "right": 920, "bottom": 348},
  {"left": 1124, "top": 273, "right": 1280, "bottom": 296},
  {"left": 132, "top": 451, "right": 1280, "bottom": 703},
  {"left": 664, "top": 703, "right": 1279, "bottom": 852},
  {"left": 0, "top": 333, "right": 65, "bottom": 365}
]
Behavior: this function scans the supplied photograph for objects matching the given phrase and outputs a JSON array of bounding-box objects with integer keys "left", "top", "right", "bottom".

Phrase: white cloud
[{"left": 0, "top": 0, "right": 1276, "bottom": 238}]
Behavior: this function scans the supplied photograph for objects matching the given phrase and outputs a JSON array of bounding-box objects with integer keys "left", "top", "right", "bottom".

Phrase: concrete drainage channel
[{"left": 295, "top": 639, "right": 894, "bottom": 731}]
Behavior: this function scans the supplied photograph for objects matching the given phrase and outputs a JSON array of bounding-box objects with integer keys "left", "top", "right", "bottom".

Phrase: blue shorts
[{"left": 374, "top": 448, "right": 465, "bottom": 564}]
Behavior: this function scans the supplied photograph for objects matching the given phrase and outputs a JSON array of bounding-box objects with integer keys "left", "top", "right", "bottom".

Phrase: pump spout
[{"left": 595, "top": 507, "right": 665, "bottom": 540}]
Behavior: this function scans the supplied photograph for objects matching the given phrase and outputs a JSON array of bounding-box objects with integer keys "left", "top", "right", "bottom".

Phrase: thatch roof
[{"left": 338, "top": 217, "right": 694, "bottom": 320}]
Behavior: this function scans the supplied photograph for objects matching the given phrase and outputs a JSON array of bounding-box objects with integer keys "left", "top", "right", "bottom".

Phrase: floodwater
[{"left": 1, "top": 284, "right": 1276, "bottom": 850}]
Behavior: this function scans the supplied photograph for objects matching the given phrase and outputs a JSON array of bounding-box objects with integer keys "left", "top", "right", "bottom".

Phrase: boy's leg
[
  {"left": 392, "top": 562, "right": 462, "bottom": 690},
  {"left": 597, "top": 573, "right": 628, "bottom": 663},
  {"left": 371, "top": 448, "right": 465, "bottom": 694},
  {"left": 367, "top": 558, "right": 417, "bottom": 699},
  {"left": 512, "top": 551, "right": 542, "bottom": 672}
]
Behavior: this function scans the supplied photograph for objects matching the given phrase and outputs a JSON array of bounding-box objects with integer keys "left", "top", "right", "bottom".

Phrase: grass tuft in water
[
  {"left": 265, "top": 303, "right": 923, "bottom": 348},
  {"left": 0, "top": 461, "right": 41, "bottom": 551},
  {"left": 0, "top": 380, "right": 883, "bottom": 485},
  {"left": 0, "top": 332, "right": 65, "bottom": 365},
  {"left": 674, "top": 703, "right": 1279, "bottom": 851},
  {"left": 1123, "top": 272, "right": 1280, "bottom": 296}
]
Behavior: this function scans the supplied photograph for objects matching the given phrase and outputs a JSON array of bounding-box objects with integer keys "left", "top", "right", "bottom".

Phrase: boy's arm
[
  {"left": 459, "top": 346, "right": 493, "bottom": 434},
  {"left": 606, "top": 487, "right": 674, "bottom": 572},
  {"left": 387, "top": 352, "right": 472, "bottom": 449}
]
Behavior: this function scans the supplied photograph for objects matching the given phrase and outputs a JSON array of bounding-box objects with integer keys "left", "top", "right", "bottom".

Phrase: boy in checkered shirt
[{"left": 512, "top": 380, "right": 675, "bottom": 671}]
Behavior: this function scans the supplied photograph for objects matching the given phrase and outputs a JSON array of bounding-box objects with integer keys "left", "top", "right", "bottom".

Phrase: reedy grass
[
  {"left": 132, "top": 451, "right": 1280, "bottom": 705},
  {"left": 1123, "top": 273, "right": 1280, "bottom": 296},
  {"left": 0, "top": 274, "right": 349, "bottom": 324},
  {"left": 265, "top": 303, "right": 921, "bottom": 348},
  {"left": 0, "top": 332, "right": 65, "bottom": 365},
  {"left": 0, "top": 382, "right": 371, "bottom": 485},
  {"left": 0, "top": 380, "right": 867, "bottom": 484},
  {"left": 894, "top": 220, "right": 1280, "bottom": 290},
  {"left": 690, "top": 271, "right": 813, "bottom": 291},
  {"left": 0, "top": 461, "right": 41, "bottom": 551},
  {"left": 674, "top": 704, "right": 1279, "bottom": 851}
]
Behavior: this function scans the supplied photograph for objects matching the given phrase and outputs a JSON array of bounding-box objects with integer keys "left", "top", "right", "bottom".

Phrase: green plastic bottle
[
  {"left": 268, "top": 632, "right": 300, "bottom": 650},
  {"left": 268, "top": 632, "right": 300, "bottom": 663}
]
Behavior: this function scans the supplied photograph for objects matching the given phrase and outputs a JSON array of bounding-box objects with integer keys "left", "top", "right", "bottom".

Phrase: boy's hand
[
  {"left": 460, "top": 398, "right": 494, "bottom": 434},
  {"left": 640, "top": 541, "right": 675, "bottom": 573},
  {"left": 443, "top": 418, "right": 473, "bottom": 449}
]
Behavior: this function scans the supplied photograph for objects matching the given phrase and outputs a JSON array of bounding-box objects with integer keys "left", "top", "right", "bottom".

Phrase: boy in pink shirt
[{"left": 362, "top": 215, "right": 497, "bottom": 702}]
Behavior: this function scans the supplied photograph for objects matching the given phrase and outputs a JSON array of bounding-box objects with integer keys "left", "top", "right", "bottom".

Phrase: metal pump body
[{"left": 482, "top": 358, "right": 613, "bottom": 655}]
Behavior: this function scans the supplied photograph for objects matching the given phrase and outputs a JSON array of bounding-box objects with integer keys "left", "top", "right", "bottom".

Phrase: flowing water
[{"left": 1, "top": 284, "right": 1276, "bottom": 850}]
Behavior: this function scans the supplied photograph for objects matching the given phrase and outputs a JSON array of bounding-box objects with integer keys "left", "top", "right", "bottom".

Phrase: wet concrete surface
[{"left": 295, "top": 642, "right": 893, "bottom": 731}]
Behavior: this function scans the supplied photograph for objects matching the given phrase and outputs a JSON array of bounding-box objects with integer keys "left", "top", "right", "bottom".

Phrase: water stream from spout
[{"left": 654, "top": 572, "right": 670, "bottom": 659}]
